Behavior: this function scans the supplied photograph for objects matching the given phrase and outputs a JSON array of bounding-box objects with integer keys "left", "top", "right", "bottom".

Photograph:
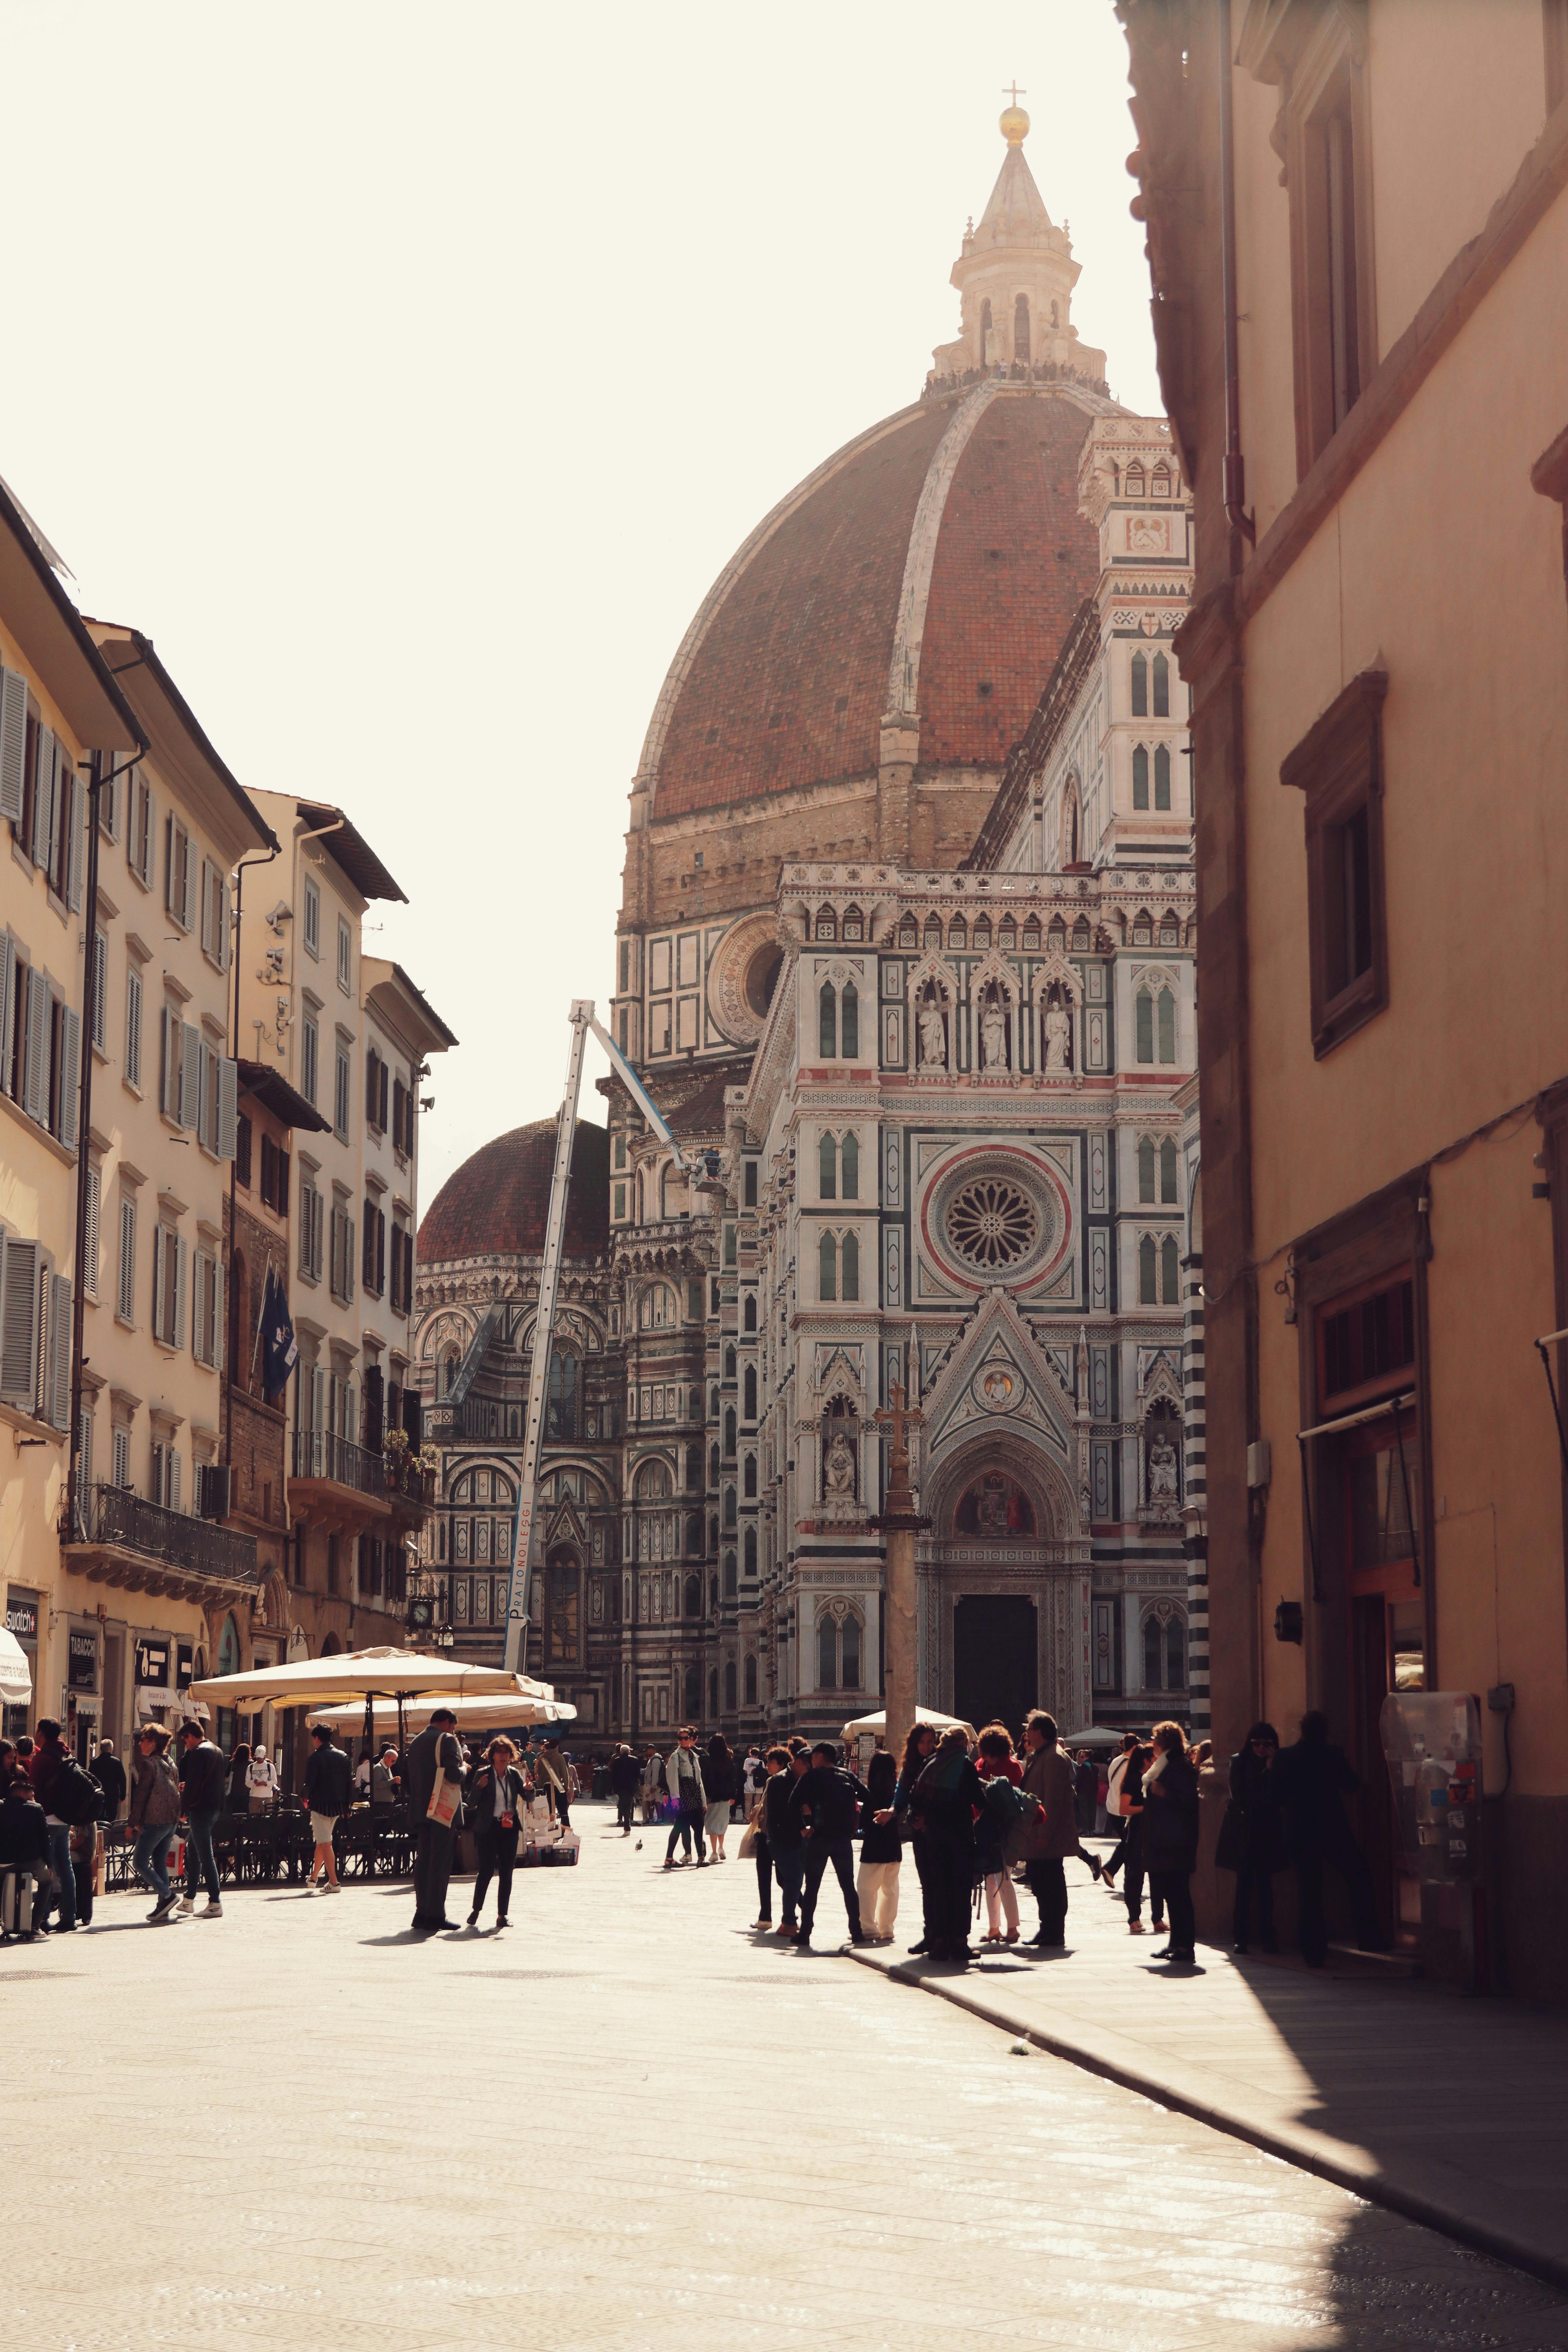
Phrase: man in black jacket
[
  {"left": 304, "top": 1726, "right": 353, "bottom": 1896},
  {"left": 609, "top": 1744, "right": 641, "bottom": 1835},
  {"left": 91, "top": 1739, "right": 127, "bottom": 1824},
  {"left": 1274, "top": 1711, "right": 1385, "bottom": 1966},
  {"left": 177, "top": 1722, "right": 228, "bottom": 1916},
  {"left": 403, "top": 1709, "right": 467, "bottom": 1932},
  {"left": 786, "top": 1743, "right": 870, "bottom": 1949}
]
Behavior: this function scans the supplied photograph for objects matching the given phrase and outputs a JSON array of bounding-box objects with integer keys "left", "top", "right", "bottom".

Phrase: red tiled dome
[
  {"left": 640, "top": 385, "right": 1106, "bottom": 821},
  {"left": 417, "top": 1119, "right": 609, "bottom": 1265}
]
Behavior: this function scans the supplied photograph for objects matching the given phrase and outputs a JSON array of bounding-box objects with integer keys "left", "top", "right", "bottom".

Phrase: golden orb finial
[{"left": 1000, "top": 82, "right": 1029, "bottom": 145}]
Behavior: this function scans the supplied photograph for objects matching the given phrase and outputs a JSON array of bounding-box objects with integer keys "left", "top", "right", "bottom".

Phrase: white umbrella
[
  {"left": 187, "top": 1644, "right": 541, "bottom": 1712},
  {"left": 1060, "top": 1725, "right": 1127, "bottom": 1750},
  {"left": 840, "top": 1704, "right": 976, "bottom": 1745},
  {"left": 307, "top": 1691, "right": 577, "bottom": 1738},
  {"left": 0, "top": 1627, "right": 31, "bottom": 1707}
]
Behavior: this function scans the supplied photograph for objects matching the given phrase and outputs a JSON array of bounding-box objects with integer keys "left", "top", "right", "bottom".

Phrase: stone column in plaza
[{"left": 873, "top": 1386, "right": 927, "bottom": 1763}]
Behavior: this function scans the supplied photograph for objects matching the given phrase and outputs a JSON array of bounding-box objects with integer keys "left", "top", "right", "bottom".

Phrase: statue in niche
[
  {"left": 918, "top": 1003, "right": 947, "bottom": 1069},
  {"left": 1043, "top": 997, "right": 1072, "bottom": 1071},
  {"left": 1148, "top": 1430, "right": 1179, "bottom": 1499},
  {"left": 979, "top": 997, "right": 1008, "bottom": 1071},
  {"left": 824, "top": 1429, "right": 857, "bottom": 1499}
]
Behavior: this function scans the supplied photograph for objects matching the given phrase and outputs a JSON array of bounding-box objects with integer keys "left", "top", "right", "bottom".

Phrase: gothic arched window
[
  {"left": 742, "top": 1294, "right": 757, "bottom": 1332},
  {"left": 743, "top": 1451, "right": 757, "bottom": 1498},
  {"left": 841, "top": 982, "right": 859, "bottom": 1059},
  {"left": 819, "top": 1132, "right": 836, "bottom": 1199},
  {"left": 684, "top": 1662, "right": 701, "bottom": 1717},
  {"left": 1135, "top": 989, "right": 1154, "bottom": 1064},
  {"left": 686, "top": 1444, "right": 701, "bottom": 1491},
  {"left": 724, "top": 1549, "right": 737, "bottom": 1596},
  {"left": 684, "top": 1572, "right": 701, "bottom": 1618},
  {"left": 819, "top": 982, "right": 836, "bottom": 1058},
  {"left": 1154, "top": 743, "right": 1172, "bottom": 811},
  {"left": 1130, "top": 651, "right": 1148, "bottom": 717},
  {"left": 1126, "top": 459, "right": 1146, "bottom": 497},
  {"left": 819, "top": 1230, "right": 837, "bottom": 1303},
  {"left": 841, "top": 1132, "right": 859, "bottom": 1199},
  {"left": 724, "top": 1485, "right": 736, "bottom": 1528},
  {"left": 744, "top": 1653, "right": 758, "bottom": 1704},
  {"left": 709, "top": 1442, "right": 719, "bottom": 1487},
  {"left": 743, "top": 1526, "right": 757, "bottom": 1577},
  {"left": 1166, "top": 1616, "right": 1185, "bottom": 1688},
  {"left": 546, "top": 1350, "right": 577, "bottom": 1440},
  {"left": 816, "top": 1614, "right": 837, "bottom": 1691},
  {"left": 1153, "top": 651, "right": 1170, "bottom": 718},
  {"left": 1162, "top": 1234, "right": 1181, "bottom": 1303},
  {"left": 1143, "top": 1612, "right": 1162, "bottom": 1691},
  {"left": 1158, "top": 987, "right": 1177, "bottom": 1064},
  {"left": 725, "top": 1659, "right": 737, "bottom": 1711},
  {"left": 1159, "top": 1139, "right": 1178, "bottom": 1204},
  {"left": 841, "top": 1231, "right": 860, "bottom": 1303},
  {"left": 1013, "top": 292, "right": 1030, "bottom": 361},
  {"left": 724, "top": 1407, "right": 736, "bottom": 1457},
  {"left": 980, "top": 295, "right": 994, "bottom": 360},
  {"left": 1139, "top": 1234, "right": 1158, "bottom": 1305},
  {"left": 743, "top": 1366, "right": 757, "bottom": 1421},
  {"left": 1138, "top": 1138, "right": 1156, "bottom": 1203},
  {"left": 725, "top": 1344, "right": 736, "bottom": 1382},
  {"left": 1133, "top": 745, "right": 1150, "bottom": 810},
  {"left": 841, "top": 1613, "right": 861, "bottom": 1689}
]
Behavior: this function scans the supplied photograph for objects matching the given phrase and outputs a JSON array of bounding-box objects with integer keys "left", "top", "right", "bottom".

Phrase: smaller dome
[
  {"left": 417, "top": 1118, "right": 609, "bottom": 1265},
  {"left": 999, "top": 103, "right": 1030, "bottom": 147}
]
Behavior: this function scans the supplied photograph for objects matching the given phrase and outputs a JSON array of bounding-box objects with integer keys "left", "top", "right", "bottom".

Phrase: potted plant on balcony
[{"left": 384, "top": 1426, "right": 411, "bottom": 1494}]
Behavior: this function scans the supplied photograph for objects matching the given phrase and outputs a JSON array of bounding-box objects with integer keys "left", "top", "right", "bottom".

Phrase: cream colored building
[
  {"left": 0, "top": 485, "right": 143, "bottom": 1747},
  {"left": 1125, "top": 0, "right": 1568, "bottom": 1995}
]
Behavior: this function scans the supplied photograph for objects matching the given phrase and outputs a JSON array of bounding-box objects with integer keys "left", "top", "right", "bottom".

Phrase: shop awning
[{"left": 0, "top": 1627, "right": 31, "bottom": 1707}]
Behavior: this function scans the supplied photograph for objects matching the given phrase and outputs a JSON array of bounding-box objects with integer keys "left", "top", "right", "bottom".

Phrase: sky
[{"left": 0, "top": 0, "right": 1159, "bottom": 1210}]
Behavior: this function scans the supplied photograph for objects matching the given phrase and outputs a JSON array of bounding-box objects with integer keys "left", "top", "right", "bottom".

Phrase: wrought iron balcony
[
  {"left": 69, "top": 1481, "right": 261, "bottom": 1595},
  {"left": 290, "top": 1426, "right": 388, "bottom": 1502}
]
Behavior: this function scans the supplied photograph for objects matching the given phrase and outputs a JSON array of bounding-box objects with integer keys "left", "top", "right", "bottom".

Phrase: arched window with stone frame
[
  {"left": 841, "top": 1231, "right": 860, "bottom": 1302},
  {"left": 1158, "top": 986, "right": 1177, "bottom": 1065},
  {"left": 743, "top": 1365, "right": 757, "bottom": 1420},
  {"left": 724, "top": 1658, "right": 737, "bottom": 1710},
  {"left": 1159, "top": 1138, "right": 1179, "bottom": 1205},
  {"left": 899, "top": 911, "right": 918, "bottom": 948},
  {"left": 1161, "top": 1233, "right": 1180, "bottom": 1303},
  {"left": 814, "top": 905, "right": 837, "bottom": 943},
  {"left": 725, "top": 1344, "right": 736, "bottom": 1381},
  {"left": 723, "top": 1406, "right": 736, "bottom": 1456},
  {"left": 1126, "top": 458, "right": 1146, "bottom": 497},
  {"left": 743, "top": 1526, "right": 757, "bottom": 1577},
  {"left": 816, "top": 1613, "right": 836, "bottom": 1691},
  {"left": 1130, "top": 650, "right": 1148, "bottom": 717},
  {"left": 1133, "top": 744, "right": 1150, "bottom": 810},
  {"left": 1138, "top": 1136, "right": 1157, "bottom": 1204},
  {"left": 684, "top": 1662, "right": 701, "bottom": 1718},
  {"left": 638, "top": 1282, "right": 677, "bottom": 1331},
  {"left": 743, "top": 1293, "right": 757, "bottom": 1332},
  {"left": 1154, "top": 743, "right": 1172, "bottom": 811},
  {"left": 819, "top": 1131, "right": 836, "bottom": 1200},
  {"left": 840, "top": 1131, "right": 859, "bottom": 1199},
  {"left": 840, "top": 981, "right": 859, "bottom": 1059},
  {"left": 724, "top": 1549, "right": 737, "bottom": 1597},
  {"left": 819, "top": 1229, "right": 837, "bottom": 1302},
  {"left": 819, "top": 981, "right": 836, "bottom": 1057},
  {"left": 1135, "top": 988, "right": 1155, "bottom": 1065},
  {"left": 1013, "top": 292, "right": 1030, "bottom": 360},
  {"left": 841, "top": 904, "right": 865, "bottom": 943},
  {"left": 1139, "top": 1233, "right": 1158, "bottom": 1305},
  {"left": 1153, "top": 651, "right": 1171, "bottom": 717},
  {"left": 744, "top": 1653, "right": 758, "bottom": 1704},
  {"left": 743, "top": 1451, "right": 757, "bottom": 1498},
  {"left": 980, "top": 295, "right": 994, "bottom": 362}
]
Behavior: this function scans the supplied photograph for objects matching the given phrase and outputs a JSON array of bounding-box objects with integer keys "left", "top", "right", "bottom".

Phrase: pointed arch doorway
[{"left": 953, "top": 1594, "right": 1037, "bottom": 1732}]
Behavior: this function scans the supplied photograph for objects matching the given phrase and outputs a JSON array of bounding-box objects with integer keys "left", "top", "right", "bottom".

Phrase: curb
[{"left": 847, "top": 1948, "right": 1568, "bottom": 2298}]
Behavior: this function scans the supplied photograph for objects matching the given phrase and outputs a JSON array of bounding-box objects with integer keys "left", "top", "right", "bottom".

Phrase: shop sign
[
  {"left": 6, "top": 1595, "right": 39, "bottom": 1644},
  {"left": 135, "top": 1637, "right": 169, "bottom": 1688},
  {"left": 175, "top": 1642, "right": 194, "bottom": 1691},
  {"left": 68, "top": 1631, "right": 98, "bottom": 1691}
]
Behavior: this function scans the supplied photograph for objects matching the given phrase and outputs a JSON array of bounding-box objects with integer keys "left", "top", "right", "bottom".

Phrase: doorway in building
[
  {"left": 1342, "top": 1411, "right": 1424, "bottom": 1946},
  {"left": 953, "top": 1595, "right": 1037, "bottom": 1734}
]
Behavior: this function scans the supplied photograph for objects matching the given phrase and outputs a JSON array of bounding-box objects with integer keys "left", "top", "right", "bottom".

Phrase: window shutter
[
  {"left": 362, "top": 1206, "right": 374, "bottom": 1289},
  {"left": 218, "top": 878, "right": 231, "bottom": 973},
  {"left": 365, "top": 1051, "right": 377, "bottom": 1125},
  {"left": 152, "top": 1226, "right": 167, "bottom": 1343},
  {"left": 213, "top": 1255, "right": 225, "bottom": 1374},
  {"left": 199, "top": 860, "right": 213, "bottom": 958},
  {"left": 91, "top": 929, "right": 108, "bottom": 1051},
  {"left": 216, "top": 1056, "right": 237, "bottom": 1159},
  {"left": 83, "top": 1162, "right": 100, "bottom": 1300},
  {"left": 329, "top": 1203, "right": 341, "bottom": 1297},
  {"left": 376, "top": 1208, "right": 386, "bottom": 1298},
  {"left": 195, "top": 1037, "right": 212, "bottom": 1149},
  {"left": 50, "top": 1271, "right": 72, "bottom": 1429},
  {"left": 125, "top": 966, "right": 142, "bottom": 1091},
  {"left": 0, "top": 1234, "right": 41, "bottom": 1404},
  {"left": 180, "top": 1022, "right": 200, "bottom": 1130},
  {"left": 56, "top": 1003, "right": 81, "bottom": 1153},
  {"left": 164, "top": 812, "right": 174, "bottom": 913},
  {"left": 0, "top": 931, "right": 13, "bottom": 1091},
  {"left": 299, "top": 1189, "right": 314, "bottom": 1277},
  {"left": 65, "top": 772, "right": 83, "bottom": 913},
  {"left": 173, "top": 1231, "right": 188, "bottom": 1349},
  {"left": 0, "top": 668, "right": 25, "bottom": 822},
  {"left": 280, "top": 1149, "right": 290, "bottom": 1217},
  {"left": 169, "top": 1448, "right": 181, "bottom": 1513},
  {"left": 345, "top": 1215, "right": 356, "bottom": 1303},
  {"left": 381, "top": 1061, "right": 391, "bottom": 1136},
  {"left": 31, "top": 728, "right": 55, "bottom": 867},
  {"left": 118, "top": 1198, "right": 136, "bottom": 1321},
  {"left": 23, "top": 967, "right": 48, "bottom": 1122},
  {"left": 159, "top": 1004, "right": 176, "bottom": 1119}
]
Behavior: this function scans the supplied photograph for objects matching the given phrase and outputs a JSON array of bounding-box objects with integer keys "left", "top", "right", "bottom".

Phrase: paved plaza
[{"left": 7, "top": 1805, "right": 1568, "bottom": 2352}]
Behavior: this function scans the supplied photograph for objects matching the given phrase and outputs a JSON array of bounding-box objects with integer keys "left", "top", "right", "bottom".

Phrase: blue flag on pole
[{"left": 260, "top": 1264, "right": 298, "bottom": 1398}]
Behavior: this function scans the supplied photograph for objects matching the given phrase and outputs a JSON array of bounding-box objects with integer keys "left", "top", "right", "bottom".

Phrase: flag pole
[{"left": 251, "top": 1252, "right": 274, "bottom": 1381}]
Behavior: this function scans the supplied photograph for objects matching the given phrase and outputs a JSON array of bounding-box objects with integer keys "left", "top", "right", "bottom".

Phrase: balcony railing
[
  {"left": 291, "top": 1427, "right": 387, "bottom": 1501},
  {"left": 77, "top": 1482, "right": 261, "bottom": 1586}
]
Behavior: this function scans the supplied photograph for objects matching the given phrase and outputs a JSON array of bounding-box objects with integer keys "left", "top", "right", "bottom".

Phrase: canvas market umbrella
[
  {"left": 307, "top": 1691, "right": 578, "bottom": 1739},
  {"left": 187, "top": 1647, "right": 550, "bottom": 1771},
  {"left": 840, "top": 1704, "right": 975, "bottom": 1746},
  {"left": 1059, "top": 1725, "right": 1127, "bottom": 1750},
  {"left": 0, "top": 1626, "right": 31, "bottom": 1709}
]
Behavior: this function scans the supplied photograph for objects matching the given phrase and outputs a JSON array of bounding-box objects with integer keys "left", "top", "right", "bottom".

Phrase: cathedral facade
[{"left": 412, "top": 110, "right": 1197, "bottom": 1743}]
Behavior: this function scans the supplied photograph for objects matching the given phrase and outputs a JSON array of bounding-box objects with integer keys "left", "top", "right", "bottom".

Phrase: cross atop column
[
  {"left": 1002, "top": 80, "right": 1027, "bottom": 107},
  {"left": 872, "top": 1382, "right": 924, "bottom": 1512}
]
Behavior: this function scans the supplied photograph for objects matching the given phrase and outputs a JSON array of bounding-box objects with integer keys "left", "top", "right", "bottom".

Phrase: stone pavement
[
  {"left": 853, "top": 1835, "right": 1568, "bottom": 2294},
  {"left": 3, "top": 1803, "right": 1567, "bottom": 2352}
]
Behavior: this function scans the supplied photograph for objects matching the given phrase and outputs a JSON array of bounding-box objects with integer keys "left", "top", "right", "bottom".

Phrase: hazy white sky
[{"left": 1, "top": 0, "right": 1157, "bottom": 1208}]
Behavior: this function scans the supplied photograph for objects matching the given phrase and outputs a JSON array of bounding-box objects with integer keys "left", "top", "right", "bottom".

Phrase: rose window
[{"left": 946, "top": 1177, "right": 1038, "bottom": 1271}]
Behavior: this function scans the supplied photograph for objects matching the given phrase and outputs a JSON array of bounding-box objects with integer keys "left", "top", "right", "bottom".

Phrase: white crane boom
[{"left": 500, "top": 1000, "right": 687, "bottom": 1670}]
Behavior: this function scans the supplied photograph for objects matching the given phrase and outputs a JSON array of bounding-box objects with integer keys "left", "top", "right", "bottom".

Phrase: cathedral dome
[
  {"left": 417, "top": 1118, "right": 610, "bottom": 1265},
  {"left": 634, "top": 117, "right": 1118, "bottom": 830}
]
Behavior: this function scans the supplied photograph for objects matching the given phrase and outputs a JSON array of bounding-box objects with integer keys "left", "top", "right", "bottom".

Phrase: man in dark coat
[
  {"left": 1273, "top": 1710, "right": 1385, "bottom": 1966},
  {"left": 786, "top": 1743, "right": 870, "bottom": 1950},
  {"left": 91, "top": 1739, "right": 127, "bottom": 1824},
  {"left": 404, "top": 1708, "right": 467, "bottom": 1932},
  {"left": 609, "top": 1744, "right": 641, "bottom": 1834}
]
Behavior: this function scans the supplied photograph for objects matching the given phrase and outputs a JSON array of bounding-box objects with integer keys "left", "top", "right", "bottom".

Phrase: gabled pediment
[{"left": 918, "top": 1288, "right": 1077, "bottom": 1472}]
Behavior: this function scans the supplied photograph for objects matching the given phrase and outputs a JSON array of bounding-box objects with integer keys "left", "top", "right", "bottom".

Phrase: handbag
[
  {"left": 426, "top": 1758, "right": 461, "bottom": 1831},
  {"left": 737, "top": 1822, "right": 759, "bottom": 1859}
]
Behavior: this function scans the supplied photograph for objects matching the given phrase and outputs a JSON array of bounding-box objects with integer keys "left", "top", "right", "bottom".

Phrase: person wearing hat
[{"left": 403, "top": 1707, "right": 467, "bottom": 1931}]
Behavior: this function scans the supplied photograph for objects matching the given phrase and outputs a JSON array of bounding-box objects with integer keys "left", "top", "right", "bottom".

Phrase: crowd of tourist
[{"left": 0, "top": 1700, "right": 1386, "bottom": 1969}]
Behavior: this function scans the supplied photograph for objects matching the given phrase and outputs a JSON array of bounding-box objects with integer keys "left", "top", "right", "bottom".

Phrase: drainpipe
[
  {"left": 1218, "top": 0, "right": 1256, "bottom": 556},
  {"left": 67, "top": 746, "right": 145, "bottom": 1545}
]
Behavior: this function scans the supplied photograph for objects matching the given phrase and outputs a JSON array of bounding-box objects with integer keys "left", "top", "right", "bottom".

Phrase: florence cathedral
[{"left": 411, "top": 106, "right": 1204, "bottom": 1746}]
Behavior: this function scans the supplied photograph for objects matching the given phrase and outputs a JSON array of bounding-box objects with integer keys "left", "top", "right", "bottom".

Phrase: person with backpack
[
  {"left": 129, "top": 1725, "right": 184, "bottom": 1921},
  {"left": 28, "top": 1718, "right": 100, "bottom": 1932},
  {"left": 176, "top": 1721, "right": 227, "bottom": 1916},
  {"left": 786, "top": 1742, "right": 870, "bottom": 1949}
]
